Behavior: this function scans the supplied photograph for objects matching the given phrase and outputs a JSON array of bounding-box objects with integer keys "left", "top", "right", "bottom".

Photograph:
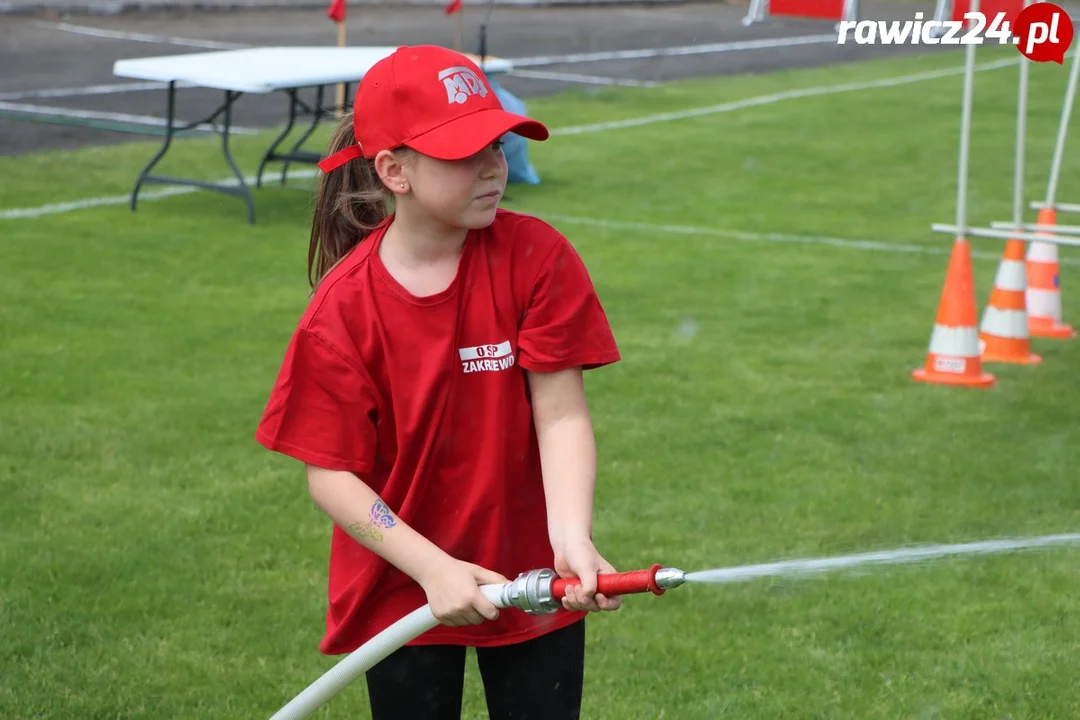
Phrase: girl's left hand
[{"left": 553, "top": 536, "right": 623, "bottom": 613}]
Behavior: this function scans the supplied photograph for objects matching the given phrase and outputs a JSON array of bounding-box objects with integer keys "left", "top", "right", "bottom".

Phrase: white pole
[
  {"left": 1013, "top": 0, "right": 1032, "bottom": 228},
  {"left": 955, "top": 0, "right": 979, "bottom": 238},
  {"left": 1032, "top": 199, "right": 1080, "bottom": 213},
  {"left": 991, "top": 219, "right": 1080, "bottom": 234},
  {"left": 1044, "top": 41, "right": 1080, "bottom": 207},
  {"left": 932, "top": 222, "right": 1080, "bottom": 247}
]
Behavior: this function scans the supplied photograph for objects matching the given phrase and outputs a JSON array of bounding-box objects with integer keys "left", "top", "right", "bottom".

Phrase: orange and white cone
[
  {"left": 978, "top": 238, "right": 1042, "bottom": 365},
  {"left": 1026, "top": 207, "right": 1076, "bottom": 339},
  {"left": 912, "top": 238, "right": 995, "bottom": 388}
]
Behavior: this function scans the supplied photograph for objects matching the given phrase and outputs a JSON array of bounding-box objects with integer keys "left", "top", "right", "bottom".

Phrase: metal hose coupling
[{"left": 500, "top": 564, "right": 687, "bottom": 615}]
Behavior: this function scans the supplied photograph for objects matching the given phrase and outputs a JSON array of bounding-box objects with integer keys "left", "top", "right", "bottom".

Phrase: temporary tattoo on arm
[{"left": 348, "top": 500, "right": 398, "bottom": 543}]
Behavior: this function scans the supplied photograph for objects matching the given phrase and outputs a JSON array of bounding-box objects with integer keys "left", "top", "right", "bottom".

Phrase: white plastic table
[{"left": 113, "top": 46, "right": 514, "bottom": 224}]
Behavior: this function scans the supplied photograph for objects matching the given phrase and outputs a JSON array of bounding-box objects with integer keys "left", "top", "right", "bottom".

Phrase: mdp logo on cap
[{"left": 439, "top": 66, "right": 489, "bottom": 105}]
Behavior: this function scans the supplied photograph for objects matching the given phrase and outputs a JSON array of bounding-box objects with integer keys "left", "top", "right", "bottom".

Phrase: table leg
[
  {"left": 279, "top": 84, "right": 329, "bottom": 186},
  {"left": 130, "top": 86, "right": 257, "bottom": 225},
  {"left": 256, "top": 88, "right": 300, "bottom": 189},
  {"left": 220, "top": 90, "right": 256, "bottom": 225},
  {"left": 130, "top": 80, "right": 177, "bottom": 213},
  {"left": 257, "top": 84, "right": 342, "bottom": 187}
]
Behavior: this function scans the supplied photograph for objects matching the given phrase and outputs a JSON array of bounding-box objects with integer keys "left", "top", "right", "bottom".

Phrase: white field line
[
  {"left": 536, "top": 213, "right": 1080, "bottom": 266},
  {"left": 1, "top": 36, "right": 834, "bottom": 103},
  {"left": 508, "top": 70, "right": 659, "bottom": 87},
  {"left": 0, "top": 34, "right": 1016, "bottom": 105},
  {"left": 616, "top": 7, "right": 711, "bottom": 23},
  {"left": 0, "top": 71, "right": 656, "bottom": 103},
  {"left": 0, "top": 101, "right": 260, "bottom": 135},
  {"left": 0, "top": 52, "right": 1046, "bottom": 227},
  {"left": 0, "top": 82, "right": 195, "bottom": 102},
  {"left": 5, "top": 180, "right": 1064, "bottom": 268},
  {"left": 510, "top": 33, "right": 839, "bottom": 67},
  {"left": 31, "top": 21, "right": 250, "bottom": 50},
  {"left": 0, "top": 169, "right": 318, "bottom": 221},
  {"left": 549, "top": 55, "right": 1024, "bottom": 136},
  {"left": 27, "top": 26, "right": 828, "bottom": 66},
  {"left": 684, "top": 533, "right": 1080, "bottom": 584}
]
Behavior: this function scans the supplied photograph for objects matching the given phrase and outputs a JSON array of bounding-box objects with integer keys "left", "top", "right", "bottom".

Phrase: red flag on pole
[
  {"left": 327, "top": 0, "right": 346, "bottom": 23},
  {"left": 444, "top": 0, "right": 462, "bottom": 14}
]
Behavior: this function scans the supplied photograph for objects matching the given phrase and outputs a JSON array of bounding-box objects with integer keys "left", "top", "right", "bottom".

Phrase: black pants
[{"left": 365, "top": 619, "right": 585, "bottom": 719}]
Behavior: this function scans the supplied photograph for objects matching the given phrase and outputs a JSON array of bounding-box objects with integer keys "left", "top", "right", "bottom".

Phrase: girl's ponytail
[{"left": 307, "top": 113, "right": 392, "bottom": 289}]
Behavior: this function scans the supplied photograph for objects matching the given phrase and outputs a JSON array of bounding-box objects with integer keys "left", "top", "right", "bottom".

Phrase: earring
[{"left": 399, "top": 183, "right": 405, "bottom": 189}]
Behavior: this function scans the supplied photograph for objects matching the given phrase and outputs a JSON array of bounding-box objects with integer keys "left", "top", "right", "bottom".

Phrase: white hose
[{"left": 268, "top": 583, "right": 510, "bottom": 720}]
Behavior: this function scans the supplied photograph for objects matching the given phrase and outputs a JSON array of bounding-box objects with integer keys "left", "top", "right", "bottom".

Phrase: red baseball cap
[{"left": 317, "top": 45, "right": 549, "bottom": 172}]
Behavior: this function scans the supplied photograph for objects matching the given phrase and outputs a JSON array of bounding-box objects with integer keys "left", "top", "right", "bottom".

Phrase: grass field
[{"left": 4, "top": 43, "right": 1080, "bottom": 719}]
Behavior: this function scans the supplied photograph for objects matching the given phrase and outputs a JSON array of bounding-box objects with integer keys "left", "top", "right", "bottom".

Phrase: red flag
[
  {"left": 444, "top": 0, "right": 462, "bottom": 14},
  {"left": 327, "top": 0, "right": 346, "bottom": 23}
]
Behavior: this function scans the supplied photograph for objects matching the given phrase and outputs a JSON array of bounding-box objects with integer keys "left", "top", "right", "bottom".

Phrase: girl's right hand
[{"left": 418, "top": 559, "right": 510, "bottom": 627}]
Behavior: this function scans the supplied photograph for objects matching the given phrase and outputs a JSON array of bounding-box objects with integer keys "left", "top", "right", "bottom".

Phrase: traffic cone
[
  {"left": 912, "top": 238, "right": 996, "bottom": 388},
  {"left": 978, "top": 238, "right": 1042, "bottom": 365},
  {"left": 1026, "top": 207, "right": 1076, "bottom": 339}
]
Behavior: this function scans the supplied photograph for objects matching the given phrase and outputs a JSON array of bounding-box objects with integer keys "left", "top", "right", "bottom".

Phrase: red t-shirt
[{"left": 255, "top": 209, "right": 621, "bottom": 655}]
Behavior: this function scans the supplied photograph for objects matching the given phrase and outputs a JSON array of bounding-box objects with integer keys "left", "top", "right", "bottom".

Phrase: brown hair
[{"left": 307, "top": 113, "right": 401, "bottom": 289}]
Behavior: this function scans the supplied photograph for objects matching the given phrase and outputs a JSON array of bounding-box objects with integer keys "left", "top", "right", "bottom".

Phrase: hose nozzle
[{"left": 501, "top": 564, "right": 686, "bottom": 615}]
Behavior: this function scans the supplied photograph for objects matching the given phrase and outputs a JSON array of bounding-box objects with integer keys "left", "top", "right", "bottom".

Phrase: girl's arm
[
  {"left": 307, "top": 466, "right": 445, "bottom": 579},
  {"left": 526, "top": 367, "right": 597, "bottom": 546},
  {"left": 306, "top": 466, "right": 509, "bottom": 625},
  {"left": 527, "top": 367, "right": 621, "bottom": 613}
]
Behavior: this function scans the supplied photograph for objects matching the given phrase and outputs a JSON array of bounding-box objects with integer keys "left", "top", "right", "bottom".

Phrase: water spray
[{"left": 268, "top": 532, "right": 1080, "bottom": 719}]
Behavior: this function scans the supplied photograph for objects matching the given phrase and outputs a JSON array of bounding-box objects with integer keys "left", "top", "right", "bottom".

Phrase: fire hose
[
  {"left": 268, "top": 532, "right": 1080, "bottom": 719},
  {"left": 268, "top": 564, "right": 686, "bottom": 720}
]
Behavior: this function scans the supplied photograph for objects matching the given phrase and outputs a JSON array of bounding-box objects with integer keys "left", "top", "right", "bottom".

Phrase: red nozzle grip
[{"left": 551, "top": 563, "right": 665, "bottom": 600}]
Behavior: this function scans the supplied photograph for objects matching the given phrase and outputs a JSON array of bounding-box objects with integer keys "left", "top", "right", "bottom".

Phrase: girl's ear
[{"left": 374, "top": 149, "right": 410, "bottom": 195}]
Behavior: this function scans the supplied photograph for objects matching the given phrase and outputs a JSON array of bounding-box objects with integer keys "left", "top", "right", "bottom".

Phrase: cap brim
[{"left": 405, "top": 109, "right": 549, "bottom": 161}]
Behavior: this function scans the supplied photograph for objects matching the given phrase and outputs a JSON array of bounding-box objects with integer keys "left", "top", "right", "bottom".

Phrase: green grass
[{"left": 4, "top": 44, "right": 1080, "bottom": 719}]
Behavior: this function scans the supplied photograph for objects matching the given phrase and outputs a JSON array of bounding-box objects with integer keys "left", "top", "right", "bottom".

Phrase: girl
[{"left": 255, "top": 45, "right": 623, "bottom": 719}]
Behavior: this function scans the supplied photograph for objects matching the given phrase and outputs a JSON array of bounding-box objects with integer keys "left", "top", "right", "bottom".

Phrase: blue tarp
[{"left": 491, "top": 80, "right": 542, "bottom": 185}]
